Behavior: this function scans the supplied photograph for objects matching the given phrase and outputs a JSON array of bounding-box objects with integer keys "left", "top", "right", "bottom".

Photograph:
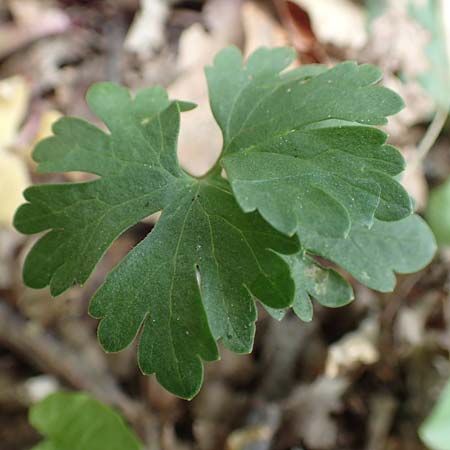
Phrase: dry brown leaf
[
  {"left": 22, "top": 110, "right": 62, "bottom": 164},
  {"left": 124, "top": 0, "right": 170, "bottom": 57},
  {"left": 193, "top": 381, "right": 248, "bottom": 450},
  {"left": 16, "top": 285, "right": 75, "bottom": 326},
  {"left": 9, "top": 0, "right": 70, "bottom": 32},
  {"left": 204, "top": 0, "right": 244, "bottom": 49},
  {"left": 285, "top": 376, "right": 349, "bottom": 449},
  {"left": 0, "top": 150, "right": 30, "bottom": 227},
  {"left": 169, "top": 0, "right": 244, "bottom": 177},
  {"left": 274, "top": 1, "right": 315, "bottom": 49},
  {"left": 241, "top": 0, "right": 288, "bottom": 55},
  {"left": 0, "top": 228, "right": 24, "bottom": 288},
  {"left": 364, "top": 0, "right": 431, "bottom": 78},
  {"left": 366, "top": 394, "right": 397, "bottom": 450},
  {"left": 144, "top": 377, "right": 180, "bottom": 419},
  {"left": 401, "top": 145, "right": 428, "bottom": 211},
  {"left": 380, "top": 75, "right": 434, "bottom": 142},
  {"left": 24, "top": 375, "right": 60, "bottom": 404},
  {"left": 171, "top": 0, "right": 291, "bottom": 176},
  {"left": 394, "top": 294, "right": 439, "bottom": 349},
  {"left": 169, "top": 24, "right": 224, "bottom": 177},
  {"left": 0, "top": 0, "right": 71, "bottom": 59},
  {"left": 326, "top": 317, "right": 379, "bottom": 377},
  {"left": 360, "top": 0, "right": 439, "bottom": 130},
  {"left": 226, "top": 425, "right": 273, "bottom": 450},
  {"left": 288, "top": 0, "right": 367, "bottom": 49},
  {"left": 0, "top": 76, "right": 30, "bottom": 147},
  {"left": 30, "top": 110, "right": 62, "bottom": 148}
]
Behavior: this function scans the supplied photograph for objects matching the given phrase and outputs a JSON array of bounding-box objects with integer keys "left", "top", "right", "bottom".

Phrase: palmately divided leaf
[
  {"left": 302, "top": 214, "right": 436, "bottom": 292},
  {"left": 29, "top": 391, "right": 142, "bottom": 450},
  {"left": 206, "top": 47, "right": 412, "bottom": 238},
  {"left": 14, "top": 82, "right": 297, "bottom": 399},
  {"left": 14, "top": 46, "right": 438, "bottom": 399}
]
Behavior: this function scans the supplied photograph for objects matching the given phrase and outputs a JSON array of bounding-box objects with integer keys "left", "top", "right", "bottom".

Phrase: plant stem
[{"left": 414, "top": 107, "right": 448, "bottom": 166}]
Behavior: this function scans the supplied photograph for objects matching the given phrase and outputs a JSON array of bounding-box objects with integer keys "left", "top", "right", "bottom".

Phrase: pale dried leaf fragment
[
  {"left": 0, "top": 228, "right": 24, "bottom": 288},
  {"left": 395, "top": 295, "right": 438, "bottom": 348},
  {"left": 401, "top": 145, "right": 428, "bottom": 211},
  {"left": 380, "top": 74, "right": 434, "bottom": 139},
  {"left": 285, "top": 376, "right": 349, "bottom": 449},
  {"left": 0, "top": 0, "right": 71, "bottom": 59},
  {"left": 367, "top": 0, "right": 430, "bottom": 77},
  {"left": 0, "top": 150, "right": 30, "bottom": 227},
  {"left": 289, "top": 0, "right": 367, "bottom": 49},
  {"left": 226, "top": 426, "right": 273, "bottom": 450},
  {"left": 124, "top": 0, "right": 170, "bottom": 57},
  {"left": 24, "top": 375, "right": 60, "bottom": 403},
  {"left": 365, "top": 0, "right": 450, "bottom": 109},
  {"left": 169, "top": 0, "right": 244, "bottom": 176},
  {"left": 172, "top": 0, "right": 289, "bottom": 177},
  {"left": 31, "top": 110, "right": 63, "bottom": 147},
  {"left": 9, "top": 0, "right": 70, "bottom": 34},
  {"left": 169, "top": 24, "right": 223, "bottom": 176},
  {"left": 242, "top": 0, "right": 289, "bottom": 55},
  {"left": 0, "top": 76, "right": 30, "bottom": 147},
  {"left": 22, "top": 110, "right": 62, "bottom": 164},
  {"left": 366, "top": 394, "right": 398, "bottom": 450},
  {"left": 326, "top": 317, "right": 380, "bottom": 377}
]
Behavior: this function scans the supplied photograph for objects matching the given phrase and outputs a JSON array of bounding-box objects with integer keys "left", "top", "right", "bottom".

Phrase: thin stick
[
  {"left": 0, "top": 301, "right": 155, "bottom": 436},
  {"left": 413, "top": 107, "right": 448, "bottom": 167}
]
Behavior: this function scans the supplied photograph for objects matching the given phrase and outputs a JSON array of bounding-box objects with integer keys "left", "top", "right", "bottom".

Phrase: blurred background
[{"left": 0, "top": 0, "right": 450, "bottom": 449}]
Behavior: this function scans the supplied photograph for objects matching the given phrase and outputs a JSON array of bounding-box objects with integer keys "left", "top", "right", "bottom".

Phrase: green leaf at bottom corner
[
  {"left": 29, "top": 391, "right": 142, "bottom": 450},
  {"left": 420, "top": 379, "right": 450, "bottom": 450}
]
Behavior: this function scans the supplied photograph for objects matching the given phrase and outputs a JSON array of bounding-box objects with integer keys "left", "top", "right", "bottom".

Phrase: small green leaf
[
  {"left": 289, "top": 254, "right": 354, "bottom": 321},
  {"left": 29, "top": 392, "right": 142, "bottom": 450},
  {"left": 266, "top": 254, "right": 353, "bottom": 322},
  {"left": 302, "top": 214, "right": 436, "bottom": 292},
  {"left": 420, "top": 379, "right": 450, "bottom": 450},
  {"left": 426, "top": 178, "right": 450, "bottom": 246}
]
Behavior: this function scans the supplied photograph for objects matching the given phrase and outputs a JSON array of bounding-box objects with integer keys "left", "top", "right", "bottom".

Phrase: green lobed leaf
[
  {"left": 420, "top": 379, "right": 450, "bottom": 450},
  {"left": 302, "top": 214, "right": 436, "bottom": 292},
  {"left": 14, "top": 81, "right": 297, "bottom": 399},
  {"left": 266, "top": 254, "right": 354, "bottom": 322},
  {"left": 289, "top": 254, "right": 354, "bottom": 321},
  {"left": 29, "top": 391, "right": 142, "bottom": 450},
  {"left": 90, "top": 178, "right": 297, "bottom": 398},
  {"left": 14, "top": 46, "right": 437, "bottom": 398},
  {"left": 206, "top": 47, "right": 411, "bottom": 239}
]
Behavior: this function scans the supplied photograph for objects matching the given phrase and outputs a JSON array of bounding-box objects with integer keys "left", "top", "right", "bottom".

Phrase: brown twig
[
  {"left": 0, "top": 300, "right": 156, "bottom": 441},
  {"left": 411, "top": 107, "right": 448, "bottom": 169}
]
